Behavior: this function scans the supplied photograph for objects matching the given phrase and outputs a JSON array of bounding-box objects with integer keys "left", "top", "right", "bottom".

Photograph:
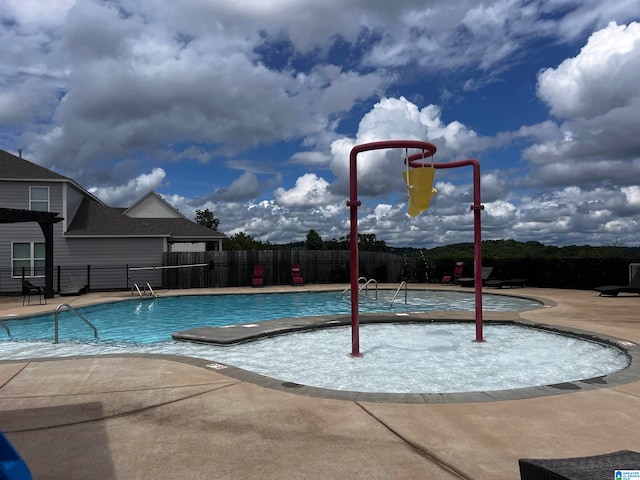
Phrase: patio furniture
[
  {"left": 291, "top": 263, "right": 304, "bottom": 286},
  {"left": 441, "top": 261, "right": 464, "bottom": 284},
  {"left": 519, "top": 450, "right": 640, "bottom": 479},
  {"left": 252, "top": 264, "right": 264, "bottom": 287},
  {"left": 0, "top": 430, "right": 32, "bottom": 479},
  {"left": 485, "top": 278, "right": 528, "bottom": 288},
  {"left": 21, "top": 280, "right": 45, "bottom": 306},
  {"left": 594, "top": 270, "right": 640, "bottom": 296},
  {"left": 59, "top": 276, "right": 88, "bottom": 296},
  {"left": 457, "top": 266, "right": 493, "bottom": 287}
]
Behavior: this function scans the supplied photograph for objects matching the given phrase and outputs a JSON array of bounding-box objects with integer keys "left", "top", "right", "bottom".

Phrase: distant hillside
[{"left": 389, "top": 239, "right": 640, "bottom": 260}]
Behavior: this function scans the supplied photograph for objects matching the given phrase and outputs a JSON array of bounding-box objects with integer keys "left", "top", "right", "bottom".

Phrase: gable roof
[
  {"left": 0, "top": 148, "right": 104, "bottom": 205},
  {"left": 66, "top": 197, "right": 225, "bottom": 241},
  {"left": 66, "top": 198, "right": 169, "bottom": 237},
  {"left": 0, "top": 148, "right": 71, "bottom": 181},
  {"left": 124, "top": 190, "right": 225, "bottom": 240},
  {"left": 124, "top": 191, "right": 184, "bottom": 219},
  {"left": 135, "top": 217, "right": 226, "bottom": 240}
]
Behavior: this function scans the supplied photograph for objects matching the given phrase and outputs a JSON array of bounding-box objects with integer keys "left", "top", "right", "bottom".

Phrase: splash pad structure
[{"left": 347, "top": 140, "right": 485, "bottom": 356}]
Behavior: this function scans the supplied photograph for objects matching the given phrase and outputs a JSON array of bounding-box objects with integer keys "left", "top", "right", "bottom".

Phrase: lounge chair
[
  {"left": 21, "top": 280, "right": 45, "bottom": 306},
  {"left": 0, "top": 430, "right": 32, "bottom": 479},
  {"left": 484, "top": 278, "right": 528, "bottom": 289},
  {"left": 594, "top": 270, "right": 640, "bottom": 296},
  {"left": 291, "top": 263, "right": 304, "bottom": 286},
  {"left": 252, "top": 265, "right": 264, "bottom": 287},
  {"left": 457, "top": 267, "right": 493, "bottom": 287},
  {"left": 519, "top": 450, "right": 640, "bottom": 480},
  {"left": 59, "top": 276, "right": 88, "bottom": 296},
  {"left": 441, "top": 261, "right": 464, "bottom": 284}
]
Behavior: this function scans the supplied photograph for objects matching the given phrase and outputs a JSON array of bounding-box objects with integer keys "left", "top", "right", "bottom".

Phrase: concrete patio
[{"left": 0, "top": 285, "right": 639, "bottom": 479}]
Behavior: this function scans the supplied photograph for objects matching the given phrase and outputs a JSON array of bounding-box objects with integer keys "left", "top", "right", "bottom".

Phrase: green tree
[
  {"left": 358, "top": 233, "right": 387, "bottom": 252},
  {"left": 195, "top": 209, "right": 220, "bottom": 230},
  {"left": 223, "top": 232, "right": 264, "bottom": 250},
  {"left": 324, "top": 236, "right": 349, "bottom": 250},
  {"left": 305, "top": 229, "right": 324, "bottom": 250}
]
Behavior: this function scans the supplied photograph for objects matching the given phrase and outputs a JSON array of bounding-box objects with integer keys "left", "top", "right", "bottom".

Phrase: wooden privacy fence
[{"left": 161, "top": 250, "right": 407, "bottom": 288}]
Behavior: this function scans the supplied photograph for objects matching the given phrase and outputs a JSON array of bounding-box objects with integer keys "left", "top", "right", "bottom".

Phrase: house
[{"left": 0, "top": 148, "right": 225, "bottom": 296}]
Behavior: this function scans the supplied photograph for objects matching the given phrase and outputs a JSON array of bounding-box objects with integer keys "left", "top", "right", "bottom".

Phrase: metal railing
[
  {"left": 341, "top": 276, "right": 368, "bottom": 298},
  {"left": 144, "top": 283, "right": 157, "bottom": 298},
  {"left": 0, "top": 321, "right": 12, "bottom": 340},
  {"left": 54, "top": 303, "right": 98, "bottom": 344},
  {"left": 390, "top": 281, "right": 408, "bottom": 307},
  {"left": 132, "top": 283, "right": 157, "bottom": 298},
  {"left": 132, "top": 283, "right": 143, "bottom": 297},
  {"left": 359, "top": 278, "right": 378, "bottom": 300}
]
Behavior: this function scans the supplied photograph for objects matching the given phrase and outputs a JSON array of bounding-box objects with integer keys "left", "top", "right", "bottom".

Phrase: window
[
  {"left": 12, "top": 242, "right": 45, "bottom": 277},
  {"left": 30, "top": 186, "right": 49, "bottom": 212}
]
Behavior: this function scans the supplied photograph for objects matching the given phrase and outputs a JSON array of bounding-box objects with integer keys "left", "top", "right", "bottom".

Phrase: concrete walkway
[{"left": 0, "top": 286, "right": 639, "bottom": 479}]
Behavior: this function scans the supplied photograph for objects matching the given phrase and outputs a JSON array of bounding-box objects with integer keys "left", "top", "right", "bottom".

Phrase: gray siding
[
  {"left": 1, "top": 180, "right": 169, "bottom": 292},
  {"left": 62, "top": 237, "right": 163, "bottom": 290},
  {"left": 65, "top": 184, "right": 86, "bottom": 230},
  {"left": 0, "top": 180, "right": 63, "bottom": 211}
]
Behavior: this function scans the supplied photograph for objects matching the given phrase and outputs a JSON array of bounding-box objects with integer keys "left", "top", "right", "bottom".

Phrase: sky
[{"left": 1, "top": 0, "right": 640, "bottom": 248}]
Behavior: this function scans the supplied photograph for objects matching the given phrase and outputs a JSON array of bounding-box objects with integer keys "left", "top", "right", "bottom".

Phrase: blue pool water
[
  {"left": 2, "top": 290, "right": 541, "bottom": 344},
  {"left": 0, "top": 291, "right": 630, "bottom": 394}
]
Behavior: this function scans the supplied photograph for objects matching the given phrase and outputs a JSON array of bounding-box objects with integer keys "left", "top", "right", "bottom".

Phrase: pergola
[{"left": 0, "top": 207, "right": 63, "bottom": 299}]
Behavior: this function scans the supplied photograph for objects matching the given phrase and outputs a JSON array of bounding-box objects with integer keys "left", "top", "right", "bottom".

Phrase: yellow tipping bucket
[{"left": 402, "top": 167, "right": 437, "bottom": 217}]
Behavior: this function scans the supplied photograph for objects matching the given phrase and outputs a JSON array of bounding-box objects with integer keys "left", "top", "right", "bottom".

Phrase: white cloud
[
  {"left": 89, "top": 168, "right": 166, "bottom": 207},
  {"left": 329, "top": 97, "right": 486, "bottom": 197},
  {"left": 3, "top": 1, "right": 640, "bottom": 248},
  {"left": 537, "top": 22, "right": 640, "bottom": 120},
  {"left": 273, "top": 173, "right": 341, "bottom": 207},
  {"left": 213, "top": 172, "right": 261, "bottom": 202}
]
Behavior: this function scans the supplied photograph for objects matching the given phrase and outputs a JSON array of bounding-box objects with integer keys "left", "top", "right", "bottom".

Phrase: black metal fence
[{"left": 1, "top": 251, "right": 638, "bottom": 295}]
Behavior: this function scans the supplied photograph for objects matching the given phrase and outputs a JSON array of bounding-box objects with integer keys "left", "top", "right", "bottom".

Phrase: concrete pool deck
[{"left": 0, "top": 284, "right": 639, "bottom": 479}]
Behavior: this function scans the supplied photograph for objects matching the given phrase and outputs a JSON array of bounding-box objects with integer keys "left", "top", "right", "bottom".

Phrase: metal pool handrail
[
  {"left": 144, "top": 283, "right": 157, "bottom": 298},
  {"left": 0, "top": 321, "right": 12, "bottom": 340},
  {"left": 341, "top": 277, "right": 369, "bottom": 298},
  {"left": 390, "top": 281, "right": 407, "bottom": 307},
  {"left": 55, "top": 303, "right": 98, "bottom": 344},
  {"left": 359, "top": 278, "right": 378, "bottom": 300}
]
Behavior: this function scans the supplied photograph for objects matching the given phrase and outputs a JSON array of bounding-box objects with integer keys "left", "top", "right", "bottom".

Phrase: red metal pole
[
  {"left": 348, "top": 148, "right": 361, "bottom": 356},
  {"left": 408, "top": 155, "right": 484, "bottom": 342},
  {"left": 348, "top": 141, "right": 437, "bottom": 356}
]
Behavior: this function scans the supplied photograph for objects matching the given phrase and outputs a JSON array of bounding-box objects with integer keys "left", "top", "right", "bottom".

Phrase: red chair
[
  {"left": 441, "top": 261, "right": 464, "bottom": 284},
  {"left": 291, "top": 263, "right": 304, "bottom": 286},
  {"left": 252, "top": 264, "right": 264, "bottom": 287}
]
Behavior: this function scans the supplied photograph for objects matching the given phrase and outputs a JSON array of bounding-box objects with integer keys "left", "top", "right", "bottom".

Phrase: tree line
[{"left": 195, "top": 209, "right": 639, "bottom": 259}]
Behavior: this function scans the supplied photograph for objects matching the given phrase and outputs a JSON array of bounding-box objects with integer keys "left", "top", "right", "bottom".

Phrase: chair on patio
[
  {"left": 0, "top": 430, "right": 32, "bottom": 480},
  {"left": 519, "top": 450, "right": 640, "bottom": 479},
  {"left": 291, "top": 263, "right": 304, "bottom": 286},
  {"left": 456, "top": 266, "right": 493, "bottom": 287},
  {"left": 441, "top": 261, "right": 464, "bottom": 284},
  {"left": 484, "top": 278, "right": 528, "bottom": 288},
  {"left": 21, "top": 280, "right": 45, "bottom": 306},
  {"left": 59, "top": 276, "right": 88, "bottom": 297},
  {"left": 594, "top": 270, "right": 640, "bottom": 296},
  {"left": 252, "top": 264, "right": 264, "bottom": 287}
]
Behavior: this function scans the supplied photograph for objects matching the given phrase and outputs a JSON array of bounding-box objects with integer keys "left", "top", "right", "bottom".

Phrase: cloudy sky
[{"left": 2, "top": 0, "right": 640, "bottom": 247}]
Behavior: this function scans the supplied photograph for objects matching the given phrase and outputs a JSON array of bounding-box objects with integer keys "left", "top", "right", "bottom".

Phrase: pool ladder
[
  {"left": 390, "top": 281, "right": 408, "bottom": 307},
  {"left": 340, "top": 277, "right": 378, "bottom": 301},
  {"left": 55, "top": 303, "right": 98, "bottom": 344},
  {"left": 132, "top": 283, "right": 157, "bottom": 298}
]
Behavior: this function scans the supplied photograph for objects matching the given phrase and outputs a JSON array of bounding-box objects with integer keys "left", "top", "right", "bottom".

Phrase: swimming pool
[
  {"left": 0, "top": 290, "right": 632, "bottom": 396},
  {"left": 1, "top": 290, "right": 542, "bottom": 344}
]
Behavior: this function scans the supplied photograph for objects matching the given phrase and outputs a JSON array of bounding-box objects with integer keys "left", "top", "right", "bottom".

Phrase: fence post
[
  {"left": 56, "top": 265, "right": 61, "bottom": 294},
  {"left": 86, "top": 265, "right": 91, "bottom": 292},
  {"left": 126, "top": 264, "right": 129, "bottom": 290}
]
